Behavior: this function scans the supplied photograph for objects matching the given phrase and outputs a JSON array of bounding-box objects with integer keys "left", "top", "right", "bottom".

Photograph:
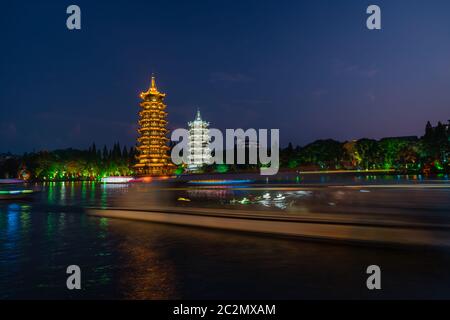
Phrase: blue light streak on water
[{"left": 188, "top": 179, "right": 254, "bottom": 185}]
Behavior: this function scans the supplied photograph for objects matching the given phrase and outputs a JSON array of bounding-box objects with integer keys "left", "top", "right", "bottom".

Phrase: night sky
[{"left": 1, "top": 0, "right": 450, "bottom": 153}]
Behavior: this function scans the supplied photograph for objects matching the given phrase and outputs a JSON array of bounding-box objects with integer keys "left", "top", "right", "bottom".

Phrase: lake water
[{"left": 1, "top": 174, "right": 450, "bottom": 299}]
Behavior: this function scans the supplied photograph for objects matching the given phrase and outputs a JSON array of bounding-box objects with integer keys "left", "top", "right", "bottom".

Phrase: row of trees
[
  {"left": 0, "top": 143, "right": 136, "bottom": 180},
  {"left": 199, "top": 121, "right": 449, "bottom": 174},
  {"left": 279, "top": 121, "right": 449, "bottom": 173}
]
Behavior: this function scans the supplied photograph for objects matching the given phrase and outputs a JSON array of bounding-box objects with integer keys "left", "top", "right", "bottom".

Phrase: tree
[
  {"left": 424, "top": 121, "right": 433, "bottom": 140},
  {"left": 356, "top": 139, "right": 381, "bottom": 170},
  {"left": 102, "top": 145, "right": 108, "bottom": 160},
  {"left": 299, "top": 139, "right": 344, "bottom": 169}
]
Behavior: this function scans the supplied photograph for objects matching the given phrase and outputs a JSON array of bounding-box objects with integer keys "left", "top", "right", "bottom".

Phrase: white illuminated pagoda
[{"left": 187, "top": 109, "right": 212, "bottom": 171}]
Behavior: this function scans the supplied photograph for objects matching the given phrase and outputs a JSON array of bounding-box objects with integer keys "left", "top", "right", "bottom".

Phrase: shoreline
[{"left": 3, "top": 169, "right": 448, "bottom": 184}]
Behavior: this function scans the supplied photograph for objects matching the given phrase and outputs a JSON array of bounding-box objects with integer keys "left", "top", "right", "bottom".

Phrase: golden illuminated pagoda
[{"left": 134, "top": 75, "right": 175, "bottom": 176}]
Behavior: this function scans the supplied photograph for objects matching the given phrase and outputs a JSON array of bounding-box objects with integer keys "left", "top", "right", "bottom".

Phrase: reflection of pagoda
[{"left": 134, "top": 76, "right": 174, "bottom": 176}]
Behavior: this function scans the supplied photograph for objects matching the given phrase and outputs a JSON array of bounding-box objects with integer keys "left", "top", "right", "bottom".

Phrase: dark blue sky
[{"left": 1, "top": 0, "right": 450, "bottom": 153}]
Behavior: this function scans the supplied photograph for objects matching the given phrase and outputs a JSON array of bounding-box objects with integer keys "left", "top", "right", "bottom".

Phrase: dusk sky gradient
[{"left": 1, "top": 0, "right": 450, "bottom": 153}]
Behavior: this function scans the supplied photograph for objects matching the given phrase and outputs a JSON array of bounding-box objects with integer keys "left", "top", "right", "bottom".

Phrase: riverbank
[{"left": 7, "top": 169, "right": 449, "bottom": 183}]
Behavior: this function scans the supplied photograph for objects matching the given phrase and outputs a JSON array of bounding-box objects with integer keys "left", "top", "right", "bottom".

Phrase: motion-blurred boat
[
  {"left": 0, "top": 179, "right": 37, "bottom": 200},
  {"left": 101, "top": 176, "right": 134, "bottom": 184},
  {"left": 0, "top": 179, "right": 25, "bottom": 184},
  {"left": 0, "top": 189, "right": 36, "bottom": 200},
  {"left": 188, "top": 179, "right": 253, "bottom": 185}
]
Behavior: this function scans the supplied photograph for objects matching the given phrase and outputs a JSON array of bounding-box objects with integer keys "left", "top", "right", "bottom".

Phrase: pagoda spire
[
  {"left": 140, "top": 74, "right": 165, "bottom": 99},
  {"left": 150, "top": 74, "right": 157, "bottom": 92},
  {"left": 195, "top": 108, "right": 202, "bottom": 121}
]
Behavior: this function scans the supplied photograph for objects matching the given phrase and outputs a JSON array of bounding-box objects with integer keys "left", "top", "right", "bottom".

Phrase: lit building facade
[
  {"left": 187, "top": 109, "right": 212, "bottom": 171},
  {"left": 134, "top": 76, "right": 174, "bottom": 176}
]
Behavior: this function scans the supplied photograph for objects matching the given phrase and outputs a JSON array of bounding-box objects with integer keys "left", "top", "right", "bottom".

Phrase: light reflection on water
[{"left": 0, "top": 175, "right": 450, "bottom": 299}]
